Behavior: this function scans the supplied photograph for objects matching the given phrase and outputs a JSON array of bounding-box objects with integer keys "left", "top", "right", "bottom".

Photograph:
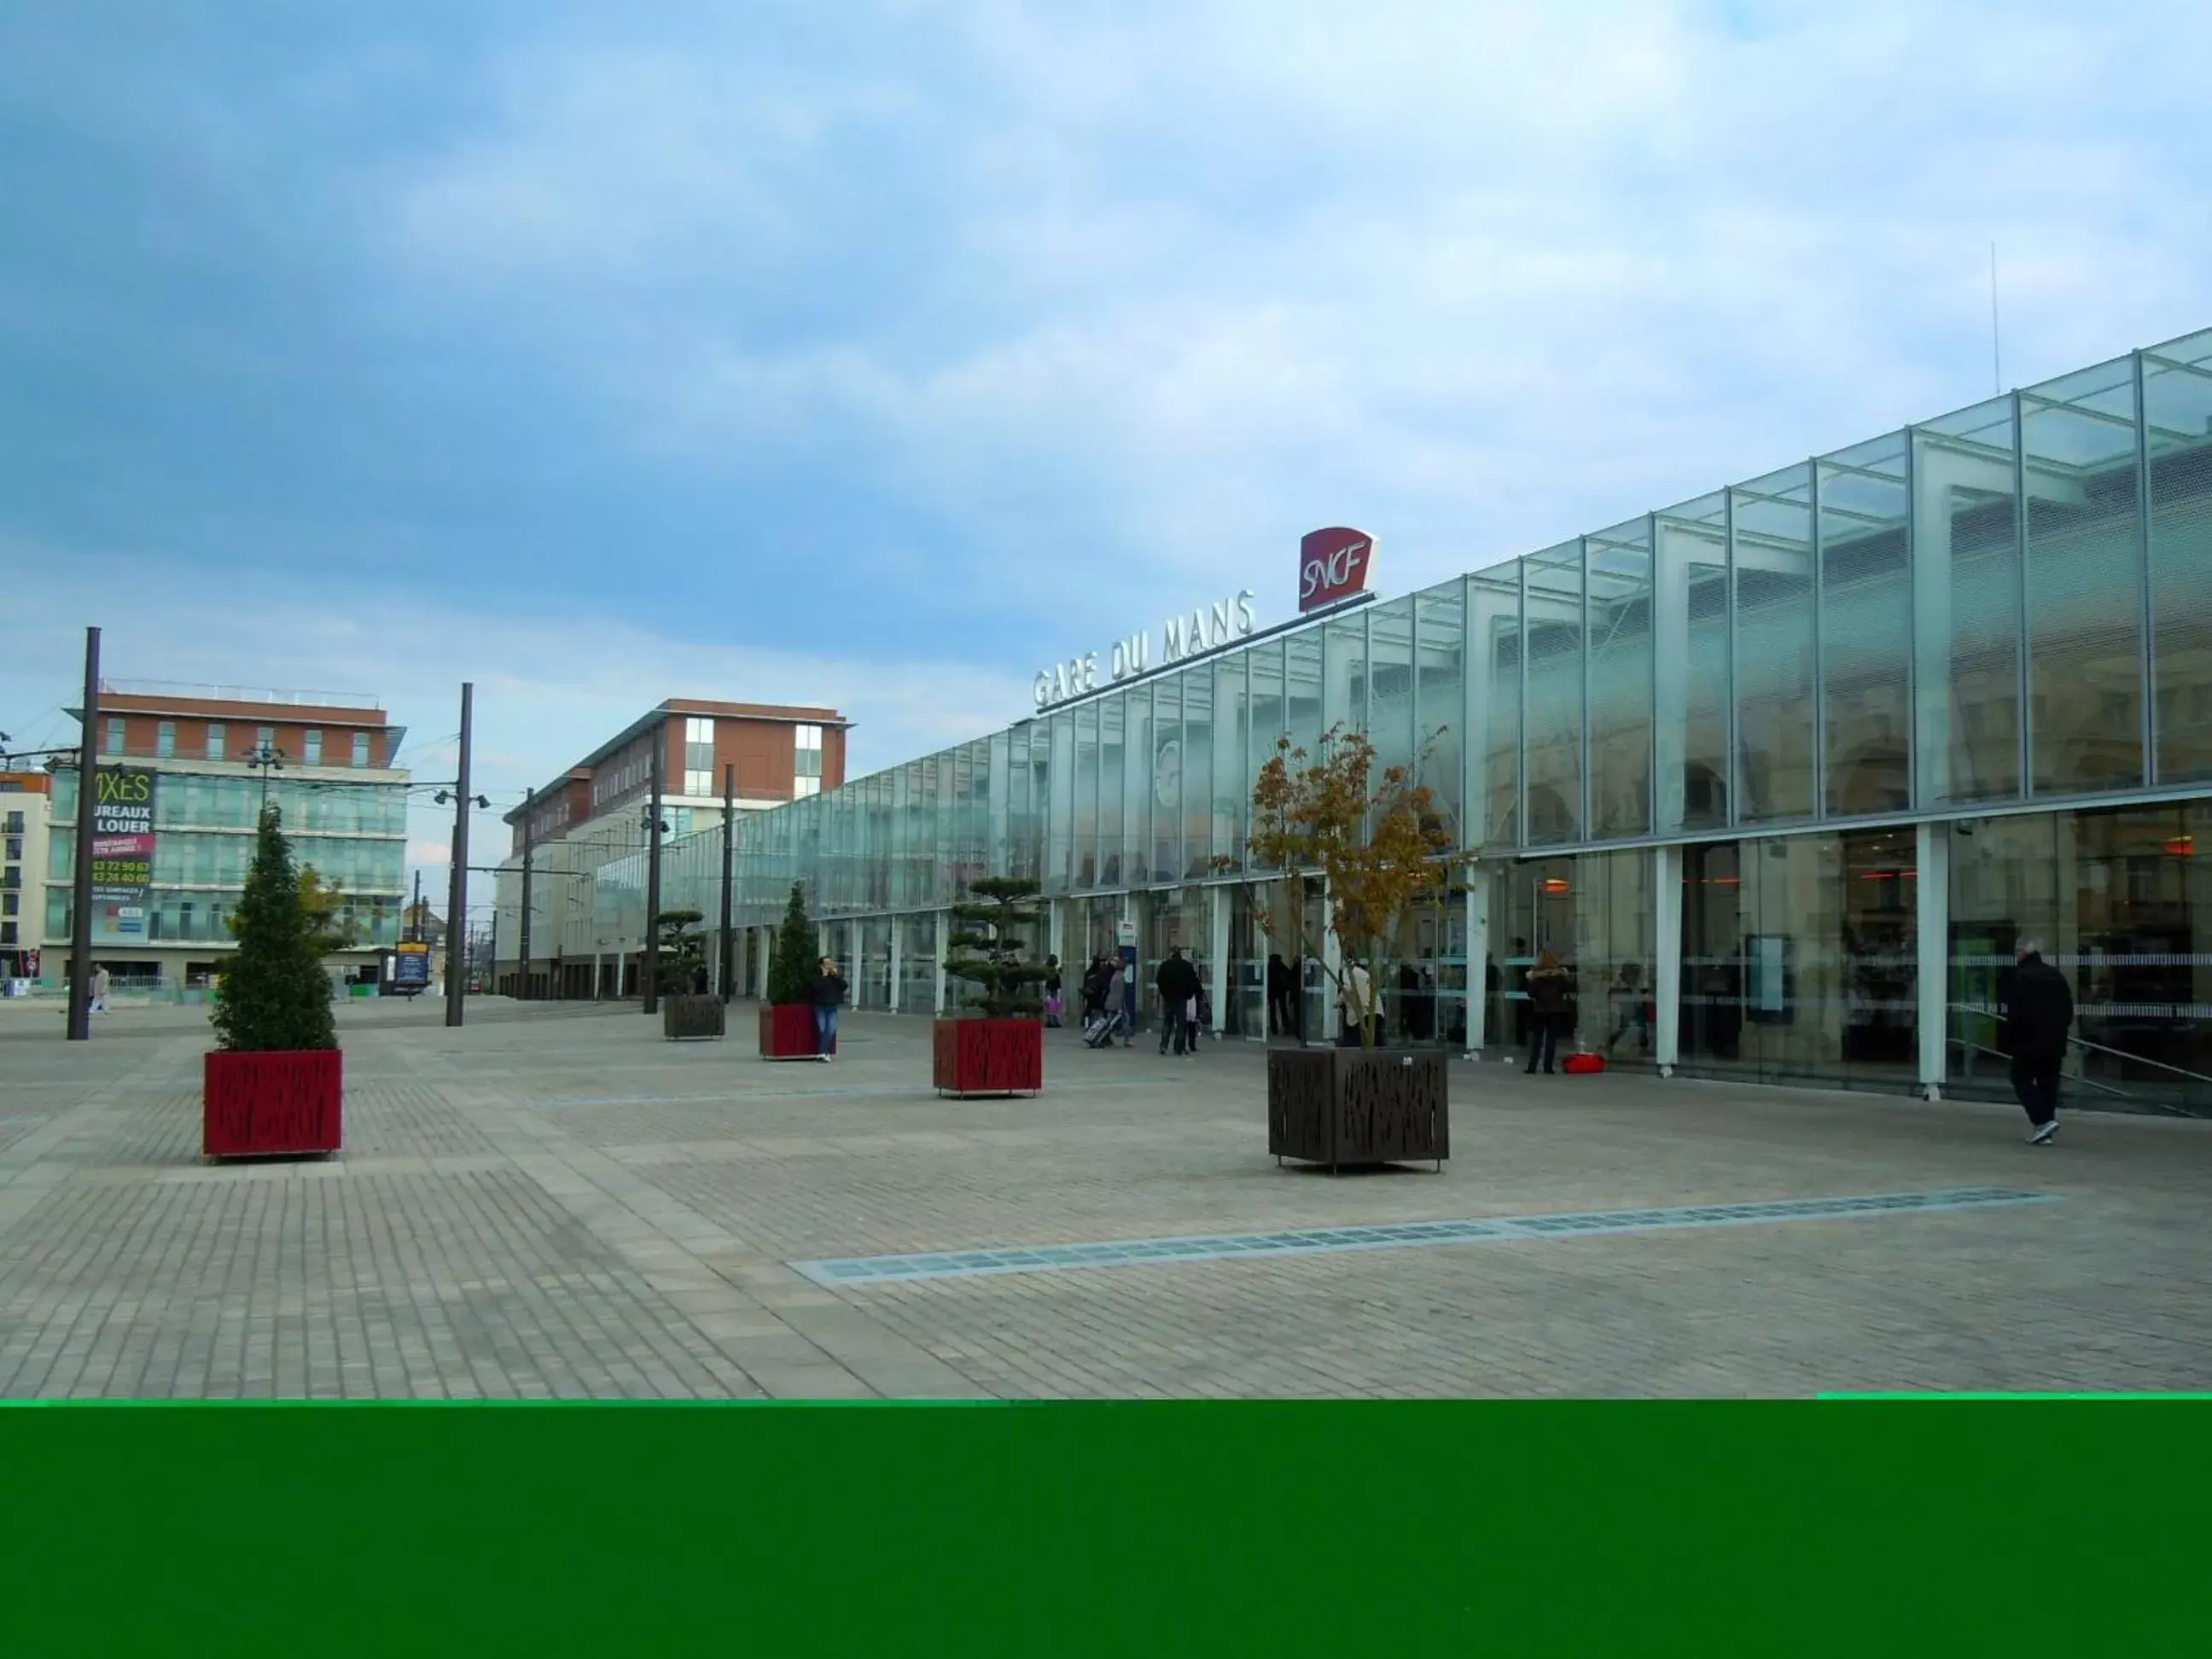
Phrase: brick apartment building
[
  {"left": 493, "top": 699, "right": 848, "bottom": 998},
  {"left": 43, "top": 683, "right": 410, "bottom": 989}
]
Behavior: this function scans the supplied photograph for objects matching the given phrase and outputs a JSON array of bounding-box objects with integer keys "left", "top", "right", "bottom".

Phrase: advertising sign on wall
[
  {"left": 90, "top": 765, "right": 157, "bottom": 942},
  {"left": 1298, "top": 527, "right": 1377, "bottom": 613}
]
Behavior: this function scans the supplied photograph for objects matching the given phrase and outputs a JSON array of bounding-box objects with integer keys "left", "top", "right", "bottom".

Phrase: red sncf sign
[{"left": 1299, "top": 527, "right": 1376, "bottom": 613}]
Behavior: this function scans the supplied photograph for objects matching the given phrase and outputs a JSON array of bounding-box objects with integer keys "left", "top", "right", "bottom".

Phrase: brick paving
[{"left": 1, "top": 996, "right": 2207, "bottom": 1398}]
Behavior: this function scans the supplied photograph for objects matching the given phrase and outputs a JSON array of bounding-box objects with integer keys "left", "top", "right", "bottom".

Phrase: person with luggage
[
  {"left": 2001, "top": 938, "right": 2075, "bottom": 1144},
  {"left": 1085, "top": 957, "right": 1128, "bottom": 1047},
  {"left": 809, "top": 955, "right": 847, "bottom": 1062},
  {"left": 1524, "top": 950, "right": 1570, "bottom": 1074},
  {"left": 1155, "top": 946, "right": 1201, "bottom": 1056}
]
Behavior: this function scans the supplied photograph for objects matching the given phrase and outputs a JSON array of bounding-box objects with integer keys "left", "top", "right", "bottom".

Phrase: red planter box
[
  {"left": 203, "top": 1049, "right": 343, "bottom": 1158},
  {"left": 759, "top": 1002, "right": 820, "bottom": 1061},
  {"left": 933, "top": 1017, "right": 1043, "bottom": 1097}
]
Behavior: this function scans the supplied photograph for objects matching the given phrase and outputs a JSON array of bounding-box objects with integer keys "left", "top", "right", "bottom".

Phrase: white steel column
[
  {"left": 1915, "top": 821, "right": 1951, "bottom": 1100},
  {"left": 1654, "top": 844, "right": 1683, "bottom": 1076},
  {"left": 933, "top": 910, "right": 948, "bottom": 1016},
  {"left": 1462, "top": 871, "right": 1489, "bottom": 1058},
  {"left": 1208, "top": 885, "right": 1230, "bottom": 1036},
  {"left": 1320, "top": 878, "right": 1342, "bottom": 1041},
  {"left": 888, "top": 917, "right": 902, "bottom": 1013}
]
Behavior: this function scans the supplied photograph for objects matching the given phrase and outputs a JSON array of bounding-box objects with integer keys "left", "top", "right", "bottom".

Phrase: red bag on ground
[{"left": 1562, "top": 1051, "right": 1606, "bottom": 1075}]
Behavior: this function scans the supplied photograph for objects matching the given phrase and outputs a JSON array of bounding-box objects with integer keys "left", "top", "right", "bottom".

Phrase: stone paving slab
[{"left": 0, "top": 995, "right": 2206, "bottom": 1398}]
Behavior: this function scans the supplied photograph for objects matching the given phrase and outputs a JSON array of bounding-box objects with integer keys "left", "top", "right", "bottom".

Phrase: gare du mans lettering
[{"left": 1033, "top": 589, "right": 1257, "bottom": 712}]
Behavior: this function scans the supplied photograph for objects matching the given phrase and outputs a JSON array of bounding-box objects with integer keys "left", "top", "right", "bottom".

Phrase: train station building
[{"left": 499, "top": 323, "right": 2212, "bottom": 1115}]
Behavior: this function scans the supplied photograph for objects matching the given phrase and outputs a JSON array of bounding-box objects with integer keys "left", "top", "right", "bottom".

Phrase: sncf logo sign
[{"left": 1299, "top": 527, "right": 1376, "bottom": 613}]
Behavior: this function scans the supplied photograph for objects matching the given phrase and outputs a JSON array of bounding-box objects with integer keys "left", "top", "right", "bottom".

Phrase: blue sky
[{"left": 5, "top": 1, "right": 2209, "bottom": 917}]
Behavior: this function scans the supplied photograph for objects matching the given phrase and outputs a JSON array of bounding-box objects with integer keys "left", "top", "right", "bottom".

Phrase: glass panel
[
  {"left": 1150, "top": 677, "right": 1180, "bottom": 884},
  {"left": 1586, "top": 518, "right": 1652, "bottom": 838},
  {"left": 1679, "top": 828, "right": 1915, "bottom": 1091},
  {"left": 1121, "top": 688, "right": 1150, "bottom": 888},
  {"left": 1097, "top": 696, "right": 1125, "bottom": 887},
  {"left": 1522, "top": 544, "right": 1583, "bottom": 846},
  {"left": 1916, "top": 397, "right": 2022, "bottom": 805},
  {"left": 1819, "top": 431, "right": 1912, "bottom": 816},
  {"left": 1180, "top": 667, "right": 1212, "bottom": 880},
  {"left": 1212, "top": 655, "right": 1248, "bottom": 873},
  {"left": 1074, "top": 701, "right": 1098, "bottom": 888},
  {"left": 2022, "top": 358, "right": 2144, "bottom": 795},
  {"left": 1415, "top": 584, "right": 1464, "bottom": 847},
  {"left": 1366, "top": 597, "right": 1415, "bottom": 793},
  {"left": 1732, "top": 465, "right": 1817, "bottom": 822},
  {"left": 1947, "top": 802, "right": 2212, "bottom": 1115},
  {"left": 2145, "top": 330, "right": 2212, "bottom": 783},
  {"left": 1324, "top": 615, "right": 1365, "bottom": 741},
  {"left": 1656, "top": 495, "right": 1728, "bottom": 834},
  {"left": 1285, "top": 626, "right": 1324, "bottom": 781},
  {"left": 1470, "top": 572, "right": 1522, "bottom": 849},
  {"left": 1045, "top": 714, "right": 1073, "bottom": 896}
]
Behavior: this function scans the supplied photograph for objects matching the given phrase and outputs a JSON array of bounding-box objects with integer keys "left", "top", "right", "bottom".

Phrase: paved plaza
[{"left": 2, "top": 996, "right": 2208, "bottom": 1399}]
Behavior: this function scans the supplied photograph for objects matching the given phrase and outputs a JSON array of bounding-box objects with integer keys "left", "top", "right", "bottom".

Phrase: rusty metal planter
[{"left": 1266, "top": 1047, "right": 1447, "bottom": 1172}]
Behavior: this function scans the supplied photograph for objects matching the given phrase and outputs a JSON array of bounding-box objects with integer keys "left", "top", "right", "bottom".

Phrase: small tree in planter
[
  {"left": 759, "top": 882, "right": 821, "bottom": 1060},
  {"left": 934, "top": 876, "right": 1046, "bottom": 1097},
  {"left": 655, "top": 910, "right": 724, "bottom": 1039},
  {"left": 205, "top": 805, "right": 343, "bottom": 1158},
  {"left": 1245, "top": 725, "right": 1453, "bottom": 1169}
]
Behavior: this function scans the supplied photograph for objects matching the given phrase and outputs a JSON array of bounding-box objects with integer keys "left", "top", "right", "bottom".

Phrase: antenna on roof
[{"left": 1989, "top": 242, "right": 2002, "bottom": 396}]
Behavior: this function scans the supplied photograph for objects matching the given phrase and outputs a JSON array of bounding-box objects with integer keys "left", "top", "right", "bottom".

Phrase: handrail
[{"left": 1947, "top": 1004, "right": 2207, "bottom": 1116}]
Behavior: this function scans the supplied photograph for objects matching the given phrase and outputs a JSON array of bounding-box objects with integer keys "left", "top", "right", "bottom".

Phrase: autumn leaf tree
[{"left": 1240, "top": 725, "right": 1452, "bottom": 1049}]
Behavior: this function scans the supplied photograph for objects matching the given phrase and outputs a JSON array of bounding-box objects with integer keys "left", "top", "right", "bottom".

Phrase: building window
[
  {"left": 207, "top": 724, "right": 225, "bottom": 760},
  {"left": 104, "top": 718, "right": 125, "bottom": 754},
  {"left": 794, "top": 723, "right": 824, "bottom": 797},
  {"left": 1, "top": 923, "right": 15, "bottom": 946},
  {"left": 685, "top": 717, "right": 713, "bottom": 743},
  {"left": 684, "top": 771, "right": 713, "bottom": 797},
  {"left": 2, "top": 893, "right": 17, "bottom": 917},
  {"left": 5, "top": 835, "right": 20, "bottom": 861},
  {"left": 352, "top": 731, "right": 370, "bottom": 767},
  {"left": 156, "top": 720, "right": 176, "bottom": 759},
  {"left": 3, "top": 810, "right": 21, "bottom": 834},
  {"left": 256, "top": 726, "right": 274, "bottom": 756},
  {"left": 305, "top": 730, "right": 323, "bottom": 766}
]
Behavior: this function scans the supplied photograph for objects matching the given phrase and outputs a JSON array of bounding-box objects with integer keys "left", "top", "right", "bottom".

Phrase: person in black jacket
[
  {"left": 2002, "top": 938, "right": 2074, "bottom": 1144},
  {"left": 809, "top": 955, "right": 847, "bottom": 1062},
  {"left": 1155, "top": 946, "right": 1202, "bottom": 1056}
]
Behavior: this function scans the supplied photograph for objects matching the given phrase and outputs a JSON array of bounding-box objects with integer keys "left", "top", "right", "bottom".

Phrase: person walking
[
  {"left": 91, "top": 963, "right": 111, "bottom": 1015},
  {"left": 1098, "top": 957, "right": 1127, "bottom": 1046},
  {"left": 1155, "top": 946, "right": 1201, "bottom": 1056},
  {"left": 809, "top": 955, "right": 847, "bottom": 1062},
  {"left": 1606, "top": 962, "right": 1650, "bottom": 1057},
  {"left": 2002, "top": 938, "right": 2074, "bottom": 1144},
  {"left": 1524, "top": 949, "right": 1570, "bottom": 1074},
  {"left": 1266, "top": 952, "right": 1297, "bottom": 1039},
  {"left": 1336, "top": 959, "right": 1376, "bottom": 1047},
  {"left": 1042, "top": 954, "right": 1063, "bottom": 1027}
]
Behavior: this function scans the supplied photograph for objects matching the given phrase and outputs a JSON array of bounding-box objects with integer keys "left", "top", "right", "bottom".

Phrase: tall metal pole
[
  {"left": 643, "top": 722, "right": 664, "bottom": 1015},
  {"left": 411, "top": 869, "right": 422, "bottom": 942},
  {"left": 66, "top": 626, "right": 99, "bottom": 1042},
  {"left": 719, "top": 761, "right": 735, "bottom": 1004},
  {"left": 445, "top": 682, "right": 473, "bottom": 1027},
  {"left": 517, "top": 785, "right": 534, "bottom": 1001}
]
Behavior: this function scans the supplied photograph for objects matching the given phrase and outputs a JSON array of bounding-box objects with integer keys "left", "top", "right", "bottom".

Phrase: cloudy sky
[{"left": 5, "top": 1, "right": 2208, "bottom": 917}]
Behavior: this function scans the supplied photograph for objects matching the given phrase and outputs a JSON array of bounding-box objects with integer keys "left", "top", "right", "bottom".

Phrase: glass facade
[
  {"left": 46, "top": 768, "right": 407, "bottom": 956},
  {"left": 503, "top": 327, "right": 2212, "bottom": 1113}
]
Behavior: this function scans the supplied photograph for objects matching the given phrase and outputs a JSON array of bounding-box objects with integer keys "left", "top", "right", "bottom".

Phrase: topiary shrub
[
  {"left": 212, "top": 805, "right": 338, "bottom": 1053},
  {"left": 767, "top": 882, "right": 819, "bottom": 1005}
]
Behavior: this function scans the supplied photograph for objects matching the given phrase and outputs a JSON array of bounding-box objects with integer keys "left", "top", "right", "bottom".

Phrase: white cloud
[{"left": 357, "top": 0, "right": 2211, "bottom": 621}]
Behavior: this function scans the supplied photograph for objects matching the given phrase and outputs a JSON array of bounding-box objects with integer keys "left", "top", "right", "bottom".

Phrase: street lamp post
[{"left": 243, "top": 739, "right": 287, "bottom": 814}]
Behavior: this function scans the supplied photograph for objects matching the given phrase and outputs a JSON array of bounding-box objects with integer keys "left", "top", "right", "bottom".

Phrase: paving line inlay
[{"left": 789, "top": 1187, "right": 2058, "bottom": 1285}]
